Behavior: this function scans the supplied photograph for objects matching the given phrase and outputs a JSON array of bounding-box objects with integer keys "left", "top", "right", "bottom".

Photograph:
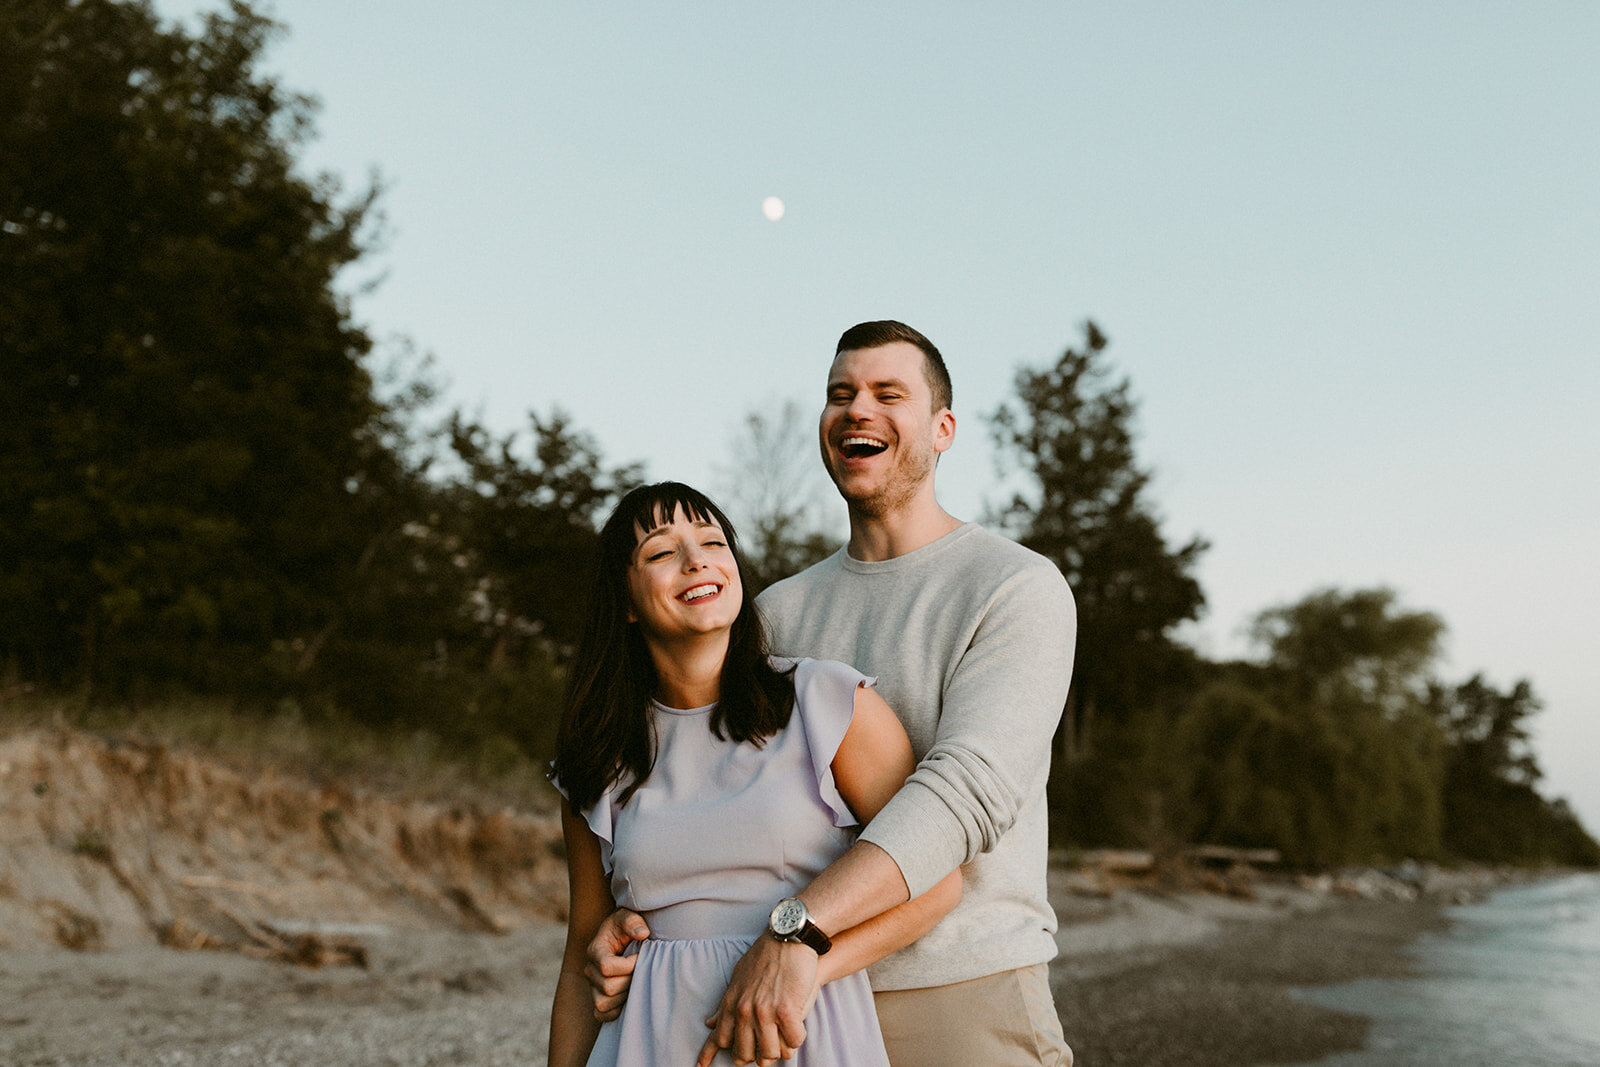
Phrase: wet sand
[
  {"left": 0, "top": 880, "right": 1444, "bottom": 1066},
  {"left": 1053, "top": 891, "right": 1445, "bottom": 1065}
]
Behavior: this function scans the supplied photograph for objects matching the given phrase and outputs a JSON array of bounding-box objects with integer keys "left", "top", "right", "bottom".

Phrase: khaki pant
[{"left": 873, "top": 964, "right": 1072, "bottom": 1067}]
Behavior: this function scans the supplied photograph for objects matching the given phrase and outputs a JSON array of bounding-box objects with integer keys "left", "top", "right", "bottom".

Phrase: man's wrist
[{"left": 767, "top": 896, "right": 832, "bottom": 955}]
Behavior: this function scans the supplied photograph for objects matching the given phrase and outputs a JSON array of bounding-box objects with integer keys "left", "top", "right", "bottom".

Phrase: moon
[{"left": 762, "top": 196, "right": 785, "bottom": 222}]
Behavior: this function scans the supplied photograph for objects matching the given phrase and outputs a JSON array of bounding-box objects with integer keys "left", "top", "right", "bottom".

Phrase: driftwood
[
  {"left": 170, "top": 895, "right": 369, "bottom": 968},
  {"left": 1079, "top": 849, "right": 1156, "bottom": 874},
  {"left": 1056, "top": 846, "right": 1284, "bottom": 901},
  {"left": 1184, "top": 845, "right": 1281, "bottom": 868}
]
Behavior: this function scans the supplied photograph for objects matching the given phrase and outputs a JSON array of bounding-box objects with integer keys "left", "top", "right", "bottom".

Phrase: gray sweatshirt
[{"left": 756, "top": 523, "right": 1076, "bottom": 990}]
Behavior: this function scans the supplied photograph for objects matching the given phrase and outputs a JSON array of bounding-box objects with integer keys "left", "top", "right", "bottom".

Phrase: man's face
[{"left": 818, "top": 341, "right": 955, "bottom": 518}]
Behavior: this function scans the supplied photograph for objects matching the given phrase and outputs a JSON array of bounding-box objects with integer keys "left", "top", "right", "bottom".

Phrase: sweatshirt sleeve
[{"left": 857, "top": 561, "right": 1076, "bottom": 897}]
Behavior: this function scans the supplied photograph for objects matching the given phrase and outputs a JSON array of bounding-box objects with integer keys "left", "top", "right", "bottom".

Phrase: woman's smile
[
  {"left": 679, "top": 582, "right": 723, "bottom": 603},
  {"left": 627, "top": 509, "right": 743, "bottom": 642}
]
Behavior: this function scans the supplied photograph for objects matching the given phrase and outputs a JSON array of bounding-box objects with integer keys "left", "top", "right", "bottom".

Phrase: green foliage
[
  {"left": 991, "top": 323, "right": 1208, "bottom": 849},
  {"left": 1148, "top": 589, "right": 1596, "bottom": 869},
  {"left": 280, "top": 407, "right": 642, "bottom": 764},
  {"left": 986, "top": 329, "right": 1587, "bottom": 869},
  {"left": 1251, "top": 587, "right": 1445, "bottom": 712},
  {"left": 1432, "top": 676, "right": 1600, "bottom": 866},
  {"left": 991, "top": 322, "right": 1208, "bottom": 767},
  {"left": 1, "top": 0, "right": 384, "bottom": 694},
  {"left": 1167, "top": 677, "right": 1303, "bottom": 855},
  {"left": 445, "top": 409, "right": 643, "bottom": 658},
  {"left": 1232, "top": 587, "right": 1448, "bottom": 865},
  {"left": 715, "top": 400, "right": 836, "bottom": 595},
  {"left": 1433, "top": 674, "right": 1541, "bottom": 789},
  {"left": 0, "top": 0, "right": 646, "bottom": 778}
]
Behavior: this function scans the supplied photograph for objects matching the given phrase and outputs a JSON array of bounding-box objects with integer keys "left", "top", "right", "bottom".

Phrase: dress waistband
[{"left": 639, "top": 899, "right": 773, "bottom": 942}]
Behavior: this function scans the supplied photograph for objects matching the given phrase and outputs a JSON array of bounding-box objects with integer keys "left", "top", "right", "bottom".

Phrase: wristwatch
[{"left": 767, "top": 896, "right": 832, "bottom": 955}]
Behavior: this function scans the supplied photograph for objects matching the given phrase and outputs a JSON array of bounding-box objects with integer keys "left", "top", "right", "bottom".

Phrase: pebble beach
[{"left": 0, "top": 872, "right": 1464, "bottom": 1066}]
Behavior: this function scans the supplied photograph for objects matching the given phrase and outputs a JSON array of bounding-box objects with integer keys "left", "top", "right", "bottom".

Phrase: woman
[{"left": 548, "top": 482, "right": 959, "bottom": 1067}]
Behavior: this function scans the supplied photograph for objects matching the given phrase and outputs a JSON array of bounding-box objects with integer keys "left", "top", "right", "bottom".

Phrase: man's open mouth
[{"left": 839, "top": 436, "right": 888, "bottom": 459}]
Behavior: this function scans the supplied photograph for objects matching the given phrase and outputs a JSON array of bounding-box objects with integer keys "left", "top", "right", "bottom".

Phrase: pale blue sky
[{"left": 157, "top": 1, "right": 1600, "bottom": 831}]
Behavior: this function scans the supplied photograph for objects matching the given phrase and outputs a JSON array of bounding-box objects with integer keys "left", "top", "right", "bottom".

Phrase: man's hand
[
  {"left": 695, "top": 936, "right": 820, "bottom": 1067},
  {"left": 584, "top": 908, "right": 649, "bottom": 1021}
]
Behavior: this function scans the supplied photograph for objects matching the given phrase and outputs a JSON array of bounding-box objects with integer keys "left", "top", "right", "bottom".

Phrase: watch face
[{"left": 770, "top": 898, "right": 805, "bottom": 937}]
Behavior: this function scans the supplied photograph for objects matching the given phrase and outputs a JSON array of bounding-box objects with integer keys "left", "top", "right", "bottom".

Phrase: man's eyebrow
[{"left": 829, "top": 376, "right": 913, "bottom": 391}]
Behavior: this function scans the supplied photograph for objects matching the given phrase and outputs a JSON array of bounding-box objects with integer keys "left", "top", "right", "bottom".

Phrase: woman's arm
[
  {"left": 820, "top": 685, "right": 963, "bottom": 983},
  {"left": 548, "top": 800, "right": 618, "bottom": 1067}
]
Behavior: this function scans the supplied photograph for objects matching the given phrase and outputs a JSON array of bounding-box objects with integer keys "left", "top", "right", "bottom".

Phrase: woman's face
[{"left": 625, "top": 507, "right": 743, "bottom": 644}]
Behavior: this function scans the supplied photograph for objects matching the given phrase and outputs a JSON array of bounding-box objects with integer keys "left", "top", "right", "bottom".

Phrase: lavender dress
[{"left": 575, "top": 657, "right": 891, "bottom": 1067}]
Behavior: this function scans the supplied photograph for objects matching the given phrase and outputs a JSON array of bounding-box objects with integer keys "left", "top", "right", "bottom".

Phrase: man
[{"left": 590, "top": 321, "right": 1076, "bottom": 1066}]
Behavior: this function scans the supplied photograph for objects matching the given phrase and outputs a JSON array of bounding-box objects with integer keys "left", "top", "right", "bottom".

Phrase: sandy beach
[
  {"left": 0, "top": 875, "right": 1456, "bottom": 1066},
  {"left": 1, "top": 727, "right": 1490, "bottom": 1065}
]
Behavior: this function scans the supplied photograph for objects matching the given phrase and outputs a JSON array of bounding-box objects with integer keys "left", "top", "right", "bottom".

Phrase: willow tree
[{"left": 1246, "top": 587, "right": 1448, "bottom": 863}]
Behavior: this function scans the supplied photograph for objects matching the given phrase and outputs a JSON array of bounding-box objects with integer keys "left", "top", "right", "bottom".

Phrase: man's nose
[{"left": 844, "top": 392, "right": 874, "bottom": 419}]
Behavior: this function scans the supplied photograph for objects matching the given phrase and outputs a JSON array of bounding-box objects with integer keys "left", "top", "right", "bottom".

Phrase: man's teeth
[
  {"left": 842, "top": 436, "right": 887, "bottom": 454},
  {"left": 682, "top": 585, "right": 719, "bottom": 602}
]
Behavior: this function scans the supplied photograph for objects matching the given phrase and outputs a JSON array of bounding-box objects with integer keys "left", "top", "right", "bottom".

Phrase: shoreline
[
  {"left": 1052, "top": 888, "right": 1448, "bottom": 1066},
  {"left": 0, "top": 877, "right": 1469, "bottom": 1066}
]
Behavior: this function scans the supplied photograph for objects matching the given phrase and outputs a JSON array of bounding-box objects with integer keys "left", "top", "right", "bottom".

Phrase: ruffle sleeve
[
  {"left": 547, "top": 766, "right": 621, "bottom": 875},
  {"left": 785, "top": 656, "right": 877, "bottom": 829}
]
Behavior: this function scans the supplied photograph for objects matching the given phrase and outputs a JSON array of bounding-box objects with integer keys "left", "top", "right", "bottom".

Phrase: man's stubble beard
[{"left": 826, "top": 439, "right": 937, "bottom": 521}]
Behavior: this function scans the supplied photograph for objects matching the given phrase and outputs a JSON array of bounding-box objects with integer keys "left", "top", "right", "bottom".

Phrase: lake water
[{"left": 1295, "top": 872, "right": 1600, "bottom": 1066}]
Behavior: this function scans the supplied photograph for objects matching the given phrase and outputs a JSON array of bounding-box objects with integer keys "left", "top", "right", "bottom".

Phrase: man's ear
[{"left": 933, "top": 409, "right": 956, "bottom": 454}]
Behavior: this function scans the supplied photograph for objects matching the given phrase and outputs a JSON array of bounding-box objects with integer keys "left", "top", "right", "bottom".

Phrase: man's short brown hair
[{"left": 835, "top": 320, "right": 953, "bottom": 412}]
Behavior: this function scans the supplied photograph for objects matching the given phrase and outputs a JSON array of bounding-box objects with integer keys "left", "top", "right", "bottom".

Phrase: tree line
[
  {"left": 3, "top": 0, "right": 1594, "bottom": 868},
  {"left": 987, "top": 329, "right": 1595, "bottom": 868}
]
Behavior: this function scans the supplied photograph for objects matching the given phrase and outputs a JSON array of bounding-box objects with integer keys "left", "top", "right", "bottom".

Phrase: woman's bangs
[{"left": 628, "top": 486, "right": 720, "bottom": 540}]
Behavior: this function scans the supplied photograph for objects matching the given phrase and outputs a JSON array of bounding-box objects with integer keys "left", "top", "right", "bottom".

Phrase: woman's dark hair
[{"left": 552, "top": 481, "right": 795, "bottom": 814}]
